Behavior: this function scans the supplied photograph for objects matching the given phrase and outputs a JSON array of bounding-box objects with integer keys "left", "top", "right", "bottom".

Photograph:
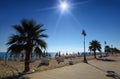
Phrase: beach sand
[
  {"left": 21, "top": 54, "right": 120, "bottom": 79},
  {"left": 0, "top": 55, "right": 95, "bottom": 78},
  {"left": 0, "top": 54, "right": 120, "bottom": 79}
]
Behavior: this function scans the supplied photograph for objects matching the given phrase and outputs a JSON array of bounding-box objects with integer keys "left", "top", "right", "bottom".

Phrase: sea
[
  {"left": 0, "top": 52, "right": 56, "bottom": 60},
  {"left": 0, "top": 52, "right": 105, "bottom": 61}
]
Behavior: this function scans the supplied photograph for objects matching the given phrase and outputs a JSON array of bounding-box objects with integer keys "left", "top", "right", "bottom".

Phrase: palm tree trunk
[
  {"left": 5, "top": 52, "right": 8, "bottom": 64},
  {"left": 24, "top": 51, "right": 31, "bottom": 72},
  {"left": 94, "top": 51, "right": 96, "bottom": 58},
  {"left": 106, "top": 52, "right": 108, "bottom": 57}
]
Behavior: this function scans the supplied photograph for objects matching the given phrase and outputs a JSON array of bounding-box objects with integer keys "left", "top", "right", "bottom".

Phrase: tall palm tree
[
  {"left": 7, "top": 19, "right": 48, "bottom": 72},
  {"left": 89, "top": 40, "right": 101, "bottom": 58}
]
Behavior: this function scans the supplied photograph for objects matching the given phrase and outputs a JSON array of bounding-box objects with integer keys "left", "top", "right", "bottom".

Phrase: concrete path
[{"left": 22, "top": 55, "right": 120, "bottom": 79}]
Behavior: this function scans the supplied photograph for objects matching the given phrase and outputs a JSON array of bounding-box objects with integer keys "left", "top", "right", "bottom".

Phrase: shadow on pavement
[
  {"left": 0, "top": 75, "right": 30, "bottom": 79},
  {"left": 96, "top": 58, "right": 116, "bottom": 62},
  {"left": 106, "top": 71, "right": 120, "bottom": 79},
  {"left": 88, "top": 63, "right": 120, "bottom": 79}
]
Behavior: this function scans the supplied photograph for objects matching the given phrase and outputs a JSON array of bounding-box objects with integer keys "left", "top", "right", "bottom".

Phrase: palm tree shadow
[
  {"left": 96, "top": 58, "right": 116, "bottom": 62},
  {"left": 106, "top": 71, "right": 120, "bottom": 79},
  {"left": 88, "top": 63, "right": 120, "bottom": 79},
  {"left": 18, "top": 77, "right": 30, "bottom": 79},
  {"left": 1, "top": 75, "right": 30, "bottom": 79}
]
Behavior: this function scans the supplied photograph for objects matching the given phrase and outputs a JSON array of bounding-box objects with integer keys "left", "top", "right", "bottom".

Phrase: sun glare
[{"left": 60, "top": 1, "right": 69, "bottom": 12}]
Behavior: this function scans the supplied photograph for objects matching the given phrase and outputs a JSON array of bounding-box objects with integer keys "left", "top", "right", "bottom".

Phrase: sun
[
  {"left": 60, "top": 1, "right": 68, "bottom": 11},
  {"left": 59, "top": 1, "right": 69, "bottom": 12}
]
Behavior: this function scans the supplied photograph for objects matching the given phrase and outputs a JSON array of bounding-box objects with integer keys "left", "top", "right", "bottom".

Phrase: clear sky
[{"left": 0, "top": 0, "right": 120, "bottom": 52}]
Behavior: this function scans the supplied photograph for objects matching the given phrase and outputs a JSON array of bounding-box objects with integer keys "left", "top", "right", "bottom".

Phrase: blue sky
[{"left": 0, "top": 0, "right": 120, "bottom": 52}]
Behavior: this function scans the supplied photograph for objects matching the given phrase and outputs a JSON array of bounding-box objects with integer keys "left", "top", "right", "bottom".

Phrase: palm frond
[
  {"left": 37, "top": 29, "right": 46, "bottom": 33},
  {"left": 7, "top": 44, "right": 24, "bottom": 55},
  {"left": 34, "top": 46, "right": 42, "bottom": 56},
  {"left": 13, "top": 25, "right": 24, "bottom": 35},
  {"left": 7, "top": 34, "right": 26, "bottom": 45},
  {"left": 21, "top": 19, "right": 29, "bottom": 32},
  {"left": 39, "top": 34, "right": 48, "bottom": 38},
  {"left": 35, "top": 39, "right": 47, "bottom": 49},
  {"left": 28, "top": 19, "right": 36, "bottom": 28},
  {"left": 7, "top": 35, "right": 20, "bottom": 45},
  {"left": 89, "top": 40, "right": 101, "bottom": 52},
  {"left": 89, "top": 46, "right": 92, "bottom": 51},
  {"left": 35, "top": 24, "right": 43, "bottom": 31},
  {"left": 105, "top": 45, "right": 110, "bottom": 52}
]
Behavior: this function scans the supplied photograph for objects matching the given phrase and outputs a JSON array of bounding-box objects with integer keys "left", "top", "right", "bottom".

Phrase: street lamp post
[{"left": 82, "top": 29, "right": 88, "bottom": 63}]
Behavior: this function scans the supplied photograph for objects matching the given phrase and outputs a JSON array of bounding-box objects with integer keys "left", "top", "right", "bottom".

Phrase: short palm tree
[
  {"left": 89, "top": 46, "right": 92, "bottom": 53},
  {"left": 113, "top": 48, "right": 120, "bottom": 54},
  {"left": 89, "top": 40, "right": 101, "bottom": 58},
  {"left": 105, "top": 45, "right": 110, "bottom": 56},
  {"left": 7, "top": 19, "right": 48, "bottom": 72}
]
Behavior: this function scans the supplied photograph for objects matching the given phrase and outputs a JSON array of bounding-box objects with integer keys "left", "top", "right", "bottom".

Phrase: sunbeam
[
  {"left": 68, "top": 11, "right": 84, "bottom": 30},
  {"left": 36, "top": 6, "right": 57, "bottom": 12},
  {"left": 51, "top": 13, "right": 63, "bottom": 37},
  {"left": 72, "top": 0, "right": 89, "bottom": 6},
  {"left": 35, "top": 0, "right": 88, "bottom": 37},
  {"left": 36, "top": 0, "right": 89, "bottom": 13}
]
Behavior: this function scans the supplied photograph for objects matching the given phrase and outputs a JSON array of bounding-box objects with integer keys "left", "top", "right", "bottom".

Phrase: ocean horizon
[
  {"left": 0, "top": 52, "right": 105, "bottom": 60},
  {"left": 0, "top": 52, "right": 56, "bottom": 60}
]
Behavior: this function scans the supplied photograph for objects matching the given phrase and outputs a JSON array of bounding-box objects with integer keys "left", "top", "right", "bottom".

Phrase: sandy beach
[
  {"left": 0, "top": 54, "right": 120, "bottom": 79},
  {"left": 0, "top": 55, "right": 95, "bottom": 79},
  {"left": 20, "top": 54, "right": 120, "bottom": 79}
]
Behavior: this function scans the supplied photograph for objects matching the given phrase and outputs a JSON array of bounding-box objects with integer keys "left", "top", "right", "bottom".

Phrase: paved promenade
[{"left": 22, "top": 55, "right": 120, "bottom": 79}]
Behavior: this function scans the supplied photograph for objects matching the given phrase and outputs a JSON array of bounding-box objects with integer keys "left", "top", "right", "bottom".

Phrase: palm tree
[
  {"left": 105, "top": 45, "right": 110, "bottom": 56},
  {"left": 113, "top": 47, "right": 120, "bottom": 54},
  {"left": 7, "top": 19, "right": 48, "bottom": 72},
  {"left": 89, "top": 40, "right": 101, "bottom": 58}
]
